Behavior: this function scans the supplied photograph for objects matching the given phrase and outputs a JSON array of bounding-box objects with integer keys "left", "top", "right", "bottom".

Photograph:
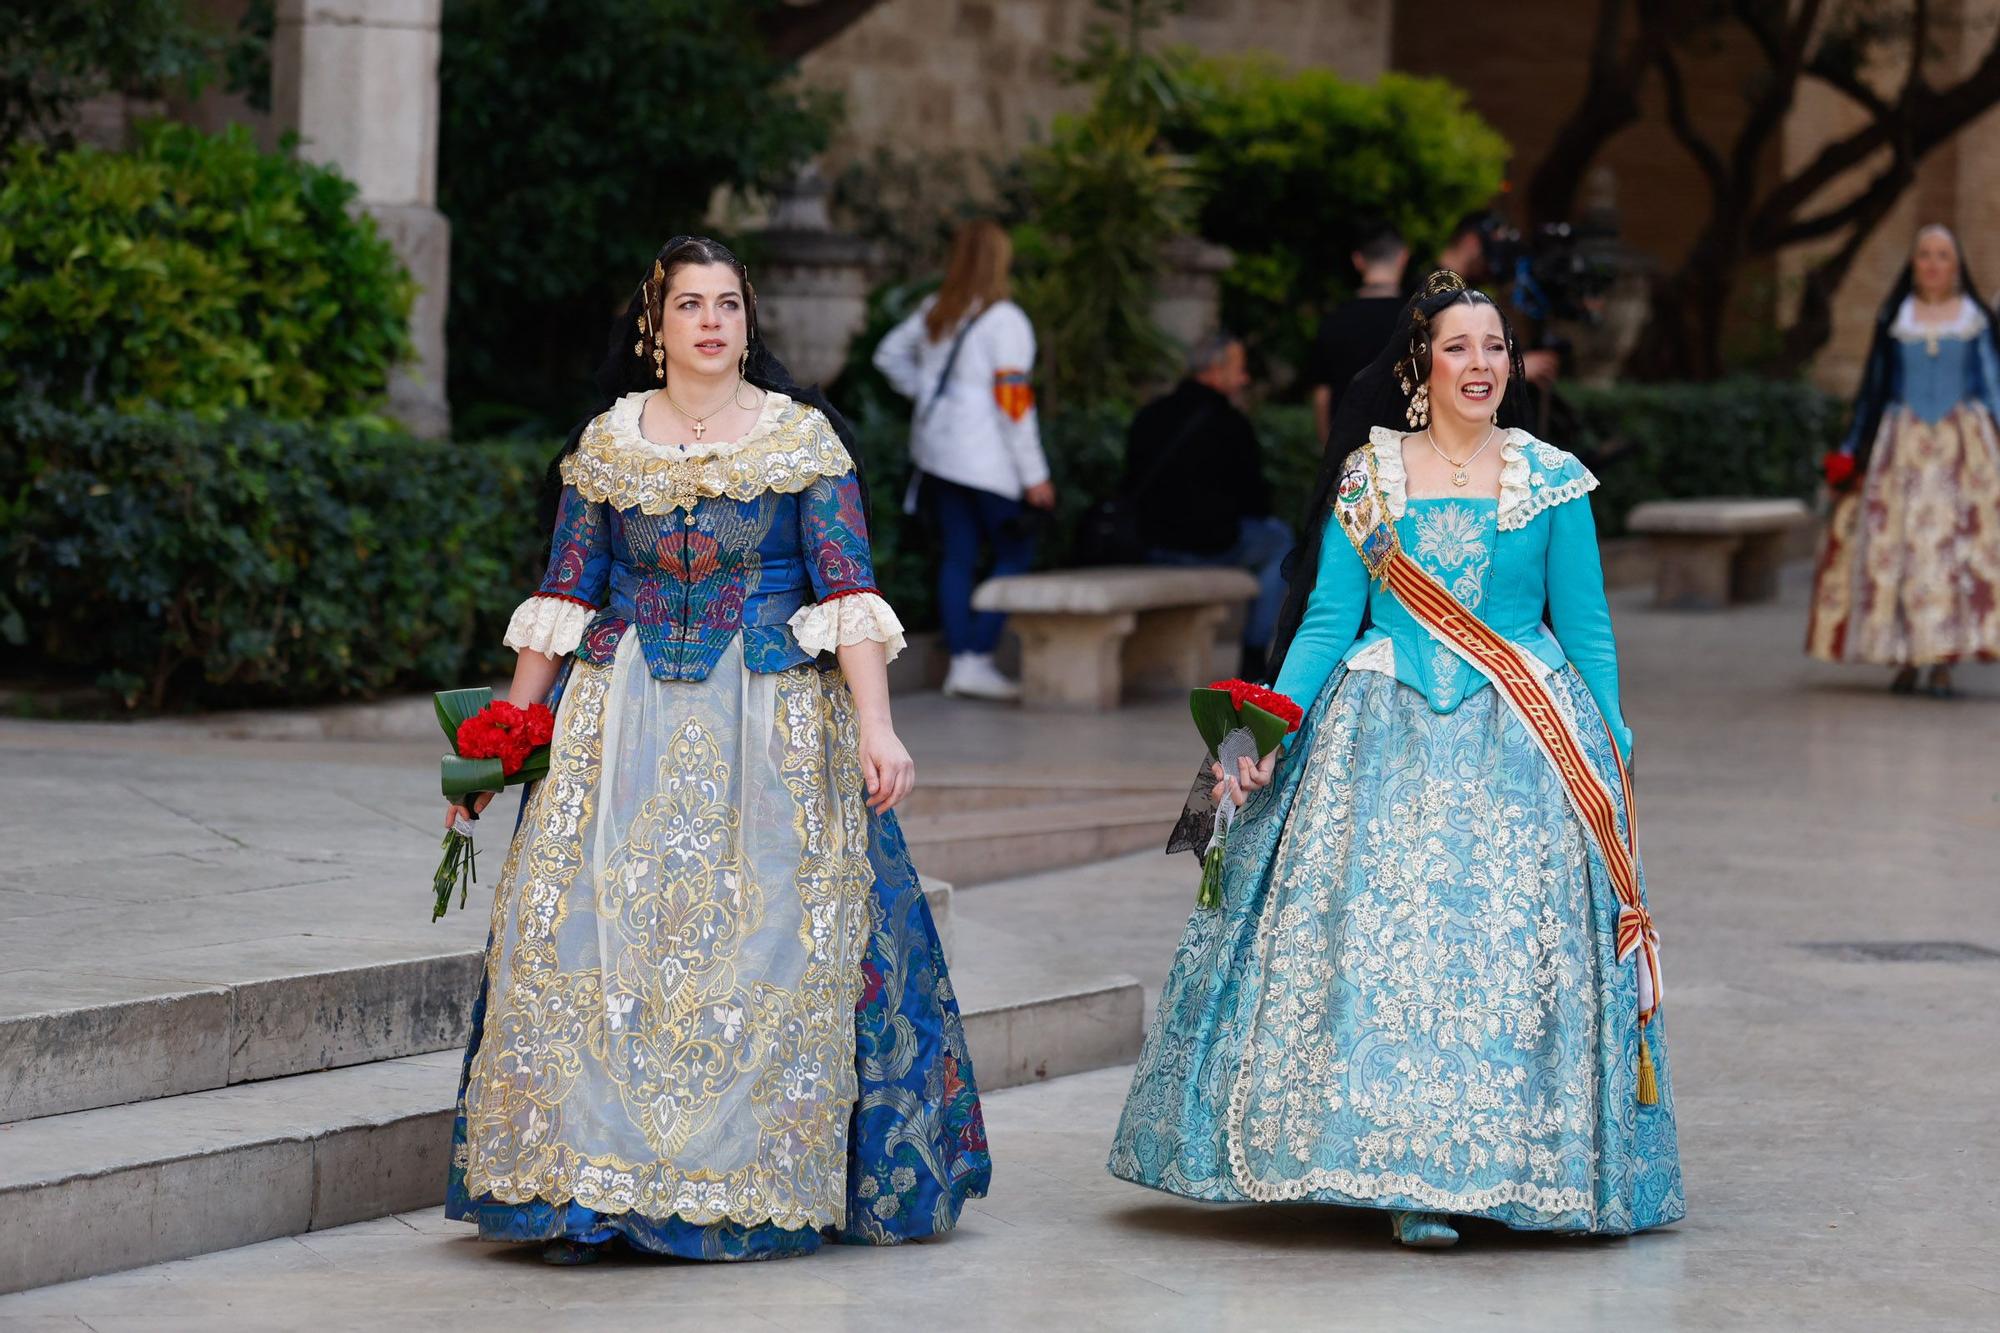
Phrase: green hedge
[
  {"left": 0, "top": 122, "right": 413, "bottom": 418},
  {"left": 0, "top": 403, "right": 549, "bottom": 710},
  {"left": 1563, "top": 378, "right": 1839, "bottom": 535}
]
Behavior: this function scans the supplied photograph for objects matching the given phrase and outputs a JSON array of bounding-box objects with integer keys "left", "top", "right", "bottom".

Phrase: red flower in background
[
  {"left": 457, "top": 701, "right": 556, "bottom": 775},
  {"left": 1206, "top": 678, "right": 1304, "bottom": 732},
  {"left": 1822, "top": 452, "right": 1857, "bottom": 488}
]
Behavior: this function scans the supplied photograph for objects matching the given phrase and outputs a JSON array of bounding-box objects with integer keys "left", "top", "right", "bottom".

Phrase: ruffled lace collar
[
  {"left": 1367, "top": 426, "right": 1530, "bottom": 522},
  {"left": 562, "top": 390, "right": 853, "bottom": 514},
  {"left": 1890, "top": 294, "right": 1986, "bottom": 344},
  {"left": 605, "top": 388, "right": 791, "bottom": 460}
]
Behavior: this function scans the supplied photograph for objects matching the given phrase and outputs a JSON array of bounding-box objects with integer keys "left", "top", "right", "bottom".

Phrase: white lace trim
[
  {"left": 1497, "top": 430, "right": 1532, "bottom": 524},
  {"left": 1889, "top": 294, "right": 1985, "bottom": 344},
  {"left": 1368, "top": 427, "right": 1409, "bottom": 518},
  {"left": 787, "top": 593, "right": 906, "bottom": 662},
  {"left": 503, "top": 595, "right": 594, "bottom": 659},
  {"left": 1346, "top": 637, "right": 1397, "bottom": 676},
  {"left": 1369, "top": 426, "right": 1536, "bottom": 523},
  {"left": 1500, "top": 471, "right": 1599, "bottom": 531}
]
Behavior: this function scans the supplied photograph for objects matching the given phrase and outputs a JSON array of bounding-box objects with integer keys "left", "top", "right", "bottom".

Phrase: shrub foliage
[
  {"left": 438, "top": 0, "right": 833, "bottom": 434},
  {"left": 0, "top": 122, "right": 413, "bottom": 418},
  {"left": 0, "top": 404, "right": 549, "bottom": 710},
  {"left": 1168, "top": 61, "right": 1509, "bottom": 376}
]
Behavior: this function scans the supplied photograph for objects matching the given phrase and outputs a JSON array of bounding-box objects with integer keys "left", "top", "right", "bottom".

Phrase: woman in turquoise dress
[
  {"left": 1108, "top": 273, "right": 1683, "bottom": 1248},
  {"left": 442, "top": 236, "right": 990, "bottom": 1263}
]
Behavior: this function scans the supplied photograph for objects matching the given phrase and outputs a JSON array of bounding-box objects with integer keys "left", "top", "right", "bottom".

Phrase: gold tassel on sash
[{"left": 1636, "top": 1024, "right": 1660, "bottom": 1106}]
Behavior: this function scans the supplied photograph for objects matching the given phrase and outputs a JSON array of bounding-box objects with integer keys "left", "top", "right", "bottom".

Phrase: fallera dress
[
  {"left": 446, "top": 390, "right": 991, "bottom": 1259},
  {"left": 1108, "top": 428, "right": 1685, "bottom": 1235},
  {"left": 1808, "top": 294, "right": 2000, "bottom": 667}
]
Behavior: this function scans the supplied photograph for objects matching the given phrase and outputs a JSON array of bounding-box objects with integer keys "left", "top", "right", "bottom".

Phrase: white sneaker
[{"left": 942, "top": 652, "right": 1022, "bottom": 702}]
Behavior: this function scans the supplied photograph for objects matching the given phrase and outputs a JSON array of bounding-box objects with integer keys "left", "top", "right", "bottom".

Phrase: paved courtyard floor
[{"left": 3, "top": 567, "right": 1998, "bottom": 1330}]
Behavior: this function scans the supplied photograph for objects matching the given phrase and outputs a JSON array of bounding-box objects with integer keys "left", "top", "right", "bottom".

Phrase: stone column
[
  {"left": 1151, "top": 236, "right": 1234, "bottom": 352},
  {"left": 751, "top": 165, "right": 881, "bottom": 387},
  {"left": 272, "top": 0, "right": 450, "bottom": 436}
]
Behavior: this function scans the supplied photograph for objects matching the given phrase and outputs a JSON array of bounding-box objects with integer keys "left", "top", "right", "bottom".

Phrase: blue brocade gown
[{"left": 1108, "top": 524, "right": 1684, "bottom": 1234}]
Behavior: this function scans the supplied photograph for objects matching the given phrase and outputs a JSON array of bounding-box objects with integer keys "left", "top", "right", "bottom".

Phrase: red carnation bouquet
[
  {"left": 1188, "top": 678, "right": 1302, "bottom": 909},
  {"left": 431, "top": 687, "right": 555, "bottom": 920}
]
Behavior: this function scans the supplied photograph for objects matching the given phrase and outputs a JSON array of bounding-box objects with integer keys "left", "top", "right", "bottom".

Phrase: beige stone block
[
  {"left": 365, "top": 202, "right": 451, "bottom": 437},
  {"left": 309, "top": 1110, "right": 455, "bottom": 1229},
  {"left": 273, "top": 4, "right": 440, "bottom": 207}
]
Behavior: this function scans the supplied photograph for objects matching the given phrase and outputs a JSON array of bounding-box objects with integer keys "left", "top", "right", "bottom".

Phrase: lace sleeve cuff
[
  {"left": 788, "top": 592, "right": 907, "bottom": 662},
  {"left": 503, "top": 595, "right": 596, "bottom": 659}
]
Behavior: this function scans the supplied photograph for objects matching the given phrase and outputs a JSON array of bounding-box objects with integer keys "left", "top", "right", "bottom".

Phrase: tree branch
[
  {"left": 1526, "top": 0, "right": 1662, "bottom": 228},
  {"left": 1654, "top": 40, "right": 1729, "bottom": 199},
  {"left": 1765, "top": 153, "right": 1917, "bottom": 248},
  {"left": 1726, "top": 0, "right": 1824, "bottom": 199},
  {"left": 1753, "top": 17, "right": 2000, "bottom": 250}
]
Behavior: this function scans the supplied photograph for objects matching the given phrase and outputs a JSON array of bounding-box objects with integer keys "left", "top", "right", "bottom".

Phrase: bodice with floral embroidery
[
  {"left": 501, "top": 390, "right": 904, "bottom": 682},
  {"left": 1276, "top": 427, "right": 1634, "bottom": 760}
]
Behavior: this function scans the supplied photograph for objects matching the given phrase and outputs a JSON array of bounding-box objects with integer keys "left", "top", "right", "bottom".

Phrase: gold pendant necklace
[
  {"left": 1424, "top": 423, "right": 1497, "bottom": 487},
  {"left": 664, "top": 377, "right": 743, "bottom": 440}
]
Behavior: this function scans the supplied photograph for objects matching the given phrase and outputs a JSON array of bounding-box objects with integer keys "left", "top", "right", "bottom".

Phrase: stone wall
[
  {"left": 798, "top": 0, "right": 1392, "bottom": 176},
  {"left": 1397, "top": 2, "right": 2000, "bottom": 396},
  {"left": 1392, "top": 4, "right": 1778, "bottom": 306},
  {"left": 1779, "top": 0, "right": 2000, "bottom": 396}
]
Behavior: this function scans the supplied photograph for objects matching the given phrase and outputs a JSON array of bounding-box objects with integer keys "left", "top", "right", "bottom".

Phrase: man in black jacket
[{"left": 1125, "top": 333, "right": 1293, "bottom": 676}]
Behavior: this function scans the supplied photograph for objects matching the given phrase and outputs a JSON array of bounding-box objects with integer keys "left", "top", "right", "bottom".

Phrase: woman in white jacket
[{"left": 875, "top": 221, "right": 1054, "bottom": 700}]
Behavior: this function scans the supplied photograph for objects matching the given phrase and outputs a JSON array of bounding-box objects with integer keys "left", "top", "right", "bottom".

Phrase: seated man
[{"left": 1125, "top": 333, "right": 1292, "bottom": 678}]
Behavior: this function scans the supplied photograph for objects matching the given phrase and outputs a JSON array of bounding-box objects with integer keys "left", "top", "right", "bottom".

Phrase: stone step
[
  {"left": 1, "top": 883, "right": 951, "bottom": 1127},
  {"left": 898, "top": 794, "right": 1175, "bottom": 887},
  {"left": 0, "top": 914, "right": 1143, "bottom": 1295}
]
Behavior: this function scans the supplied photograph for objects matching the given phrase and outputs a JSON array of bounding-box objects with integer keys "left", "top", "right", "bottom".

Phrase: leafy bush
[
  {"left": 0, "top": 403, "right": 550, "bottom": 710},
  {"left": 439, "top": 0, "right": 834, "bottom": 435},
  {"left": 0, "top": 122, "right": 414, "bottom": 418},
  {"left": 1565, "top": 378, "right": 1838, "bottom": 535},
  {"left": 1013, "top": 117, "right": 1193, "bottom": 413},
  {"left": 1001, "top": 2, "right": 1197, "bottom": 414},
  {"left": 1168, "top": 61, "right": 1509, "bottom": 378},
  {"left": 1, "top": 0, "right": 216, "bottom": 150}
]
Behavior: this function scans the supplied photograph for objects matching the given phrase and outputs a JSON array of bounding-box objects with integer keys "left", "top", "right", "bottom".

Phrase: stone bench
[
  {"left": 971, "top": 566, "right": 1259, "bottom": 710},
  {"left": 1626, "top": 498, "right": 1814, "bottom": 609}
]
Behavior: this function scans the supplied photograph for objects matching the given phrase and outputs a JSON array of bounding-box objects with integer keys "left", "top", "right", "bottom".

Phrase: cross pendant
[{"left": 691, "top": 419, "right": 706, "bottom": 439}]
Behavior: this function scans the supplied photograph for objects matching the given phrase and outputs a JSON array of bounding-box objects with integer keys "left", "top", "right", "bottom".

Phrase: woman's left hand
[{"left": 859, "top": 724, "right": 916, "bottom": 814}]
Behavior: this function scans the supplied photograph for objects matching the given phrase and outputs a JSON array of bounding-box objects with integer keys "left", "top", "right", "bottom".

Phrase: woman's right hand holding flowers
[
  {"left": 1210, "top": 751, "right": 1278, "bottom": 808},
  {"left": 444, "top": 791, "right": 494, "bottom": 831}
]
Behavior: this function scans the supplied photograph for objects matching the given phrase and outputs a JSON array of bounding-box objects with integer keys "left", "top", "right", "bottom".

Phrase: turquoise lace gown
[{"left": 1108, "top": 433, "right": 1684, "bottom": 1234}]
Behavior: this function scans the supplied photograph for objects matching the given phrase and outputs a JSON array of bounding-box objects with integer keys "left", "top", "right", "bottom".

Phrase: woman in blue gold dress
[
  {"left": 1108, "top": 273, "right": 1683, "bottom": 1248},
  {"left": 443, "top": 236, "right": 989, "bottom": 1263}
]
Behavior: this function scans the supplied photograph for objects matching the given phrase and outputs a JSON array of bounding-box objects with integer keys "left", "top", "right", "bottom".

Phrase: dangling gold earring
[
  {"left": 1406, "top": 382, "right": 1430, "bottom": 430},
  {"left": 739, "top": 347, "right": 749, "bottom": 378}
]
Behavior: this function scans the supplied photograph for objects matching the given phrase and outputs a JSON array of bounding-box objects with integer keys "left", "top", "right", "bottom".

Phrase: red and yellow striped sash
[{"left": 1333, "top": 456, "right": 1662, "bottom": 1033}]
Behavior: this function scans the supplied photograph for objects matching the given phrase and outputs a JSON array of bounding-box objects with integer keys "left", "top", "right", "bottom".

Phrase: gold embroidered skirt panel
[{"left": 460, "top": 636, "right": 876, "bottom": 1231}]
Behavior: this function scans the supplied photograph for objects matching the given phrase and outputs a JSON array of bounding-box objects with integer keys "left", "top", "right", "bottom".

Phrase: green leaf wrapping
[
  {"left": 434, "top": 686, "right": 494, "bottom": 746},
  {"left": 1190, "top": 689, "right": 1292, "bottom": 758},
  {"left": 441, "top": 753, "right": 506, "bottom": 801}
]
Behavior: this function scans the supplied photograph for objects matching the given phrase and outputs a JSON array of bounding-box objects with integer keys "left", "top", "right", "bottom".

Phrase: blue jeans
[
  {"left": 1148, "top": 514, "right": 1294, "bottom": 652},
  {"left": 922, "top": 475, "right": 1038, "bottom": 655}
]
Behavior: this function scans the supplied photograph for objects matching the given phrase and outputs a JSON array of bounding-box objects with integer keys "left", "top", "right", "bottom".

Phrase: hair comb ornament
[{"left": 1421, "top": 269, "right": 1468, "bottom": 298}]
